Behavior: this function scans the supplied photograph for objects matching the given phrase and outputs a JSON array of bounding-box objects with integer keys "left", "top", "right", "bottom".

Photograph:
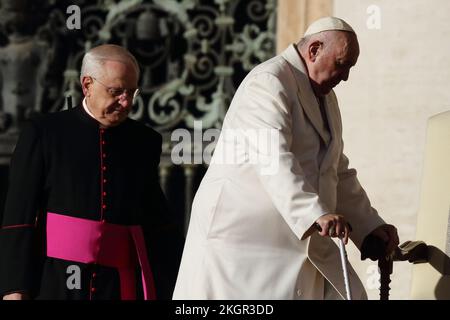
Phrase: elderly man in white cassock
[{"left": 173, "top": 17, "right": 400, "bottom": 300}]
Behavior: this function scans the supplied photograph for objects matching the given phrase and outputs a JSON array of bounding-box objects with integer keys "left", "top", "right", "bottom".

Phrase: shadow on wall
[{"left": 428, "top": 246, "right": 450, "bottom": 299}]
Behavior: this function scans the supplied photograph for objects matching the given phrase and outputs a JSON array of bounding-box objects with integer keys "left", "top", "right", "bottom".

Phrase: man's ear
[
  {"left": 81, "top": 76, "right": 93, "bottom": 97},
  {"left": 308, "top": 41, "right": 322, "bottom": 62}
]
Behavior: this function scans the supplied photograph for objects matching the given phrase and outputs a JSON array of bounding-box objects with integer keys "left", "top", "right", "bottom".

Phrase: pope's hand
[{"left": 315, "top": 213, "right": 351, "bottom": 244}]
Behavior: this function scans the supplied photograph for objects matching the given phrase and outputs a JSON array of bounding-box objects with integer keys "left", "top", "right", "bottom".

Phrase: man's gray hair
[
  {"left": 80, "top": 44, "right": 140, "bottom": 82},
  {"left": 297, "top": 35, "right": 312, "bottom": 50}
]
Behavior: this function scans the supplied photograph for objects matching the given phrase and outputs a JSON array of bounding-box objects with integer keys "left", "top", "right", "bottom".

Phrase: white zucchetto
[{"left": 304, "top": 17, "right": 355, "bottom": 36}]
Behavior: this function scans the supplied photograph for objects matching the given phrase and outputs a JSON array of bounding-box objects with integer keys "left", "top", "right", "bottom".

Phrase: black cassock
[{"left": 0, "top": 106, "right": 184, "bottom": 300}]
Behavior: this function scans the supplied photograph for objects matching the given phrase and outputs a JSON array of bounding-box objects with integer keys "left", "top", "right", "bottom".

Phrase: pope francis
[{"left": 173, "top": 17, "right": 399, "bottom": 300}]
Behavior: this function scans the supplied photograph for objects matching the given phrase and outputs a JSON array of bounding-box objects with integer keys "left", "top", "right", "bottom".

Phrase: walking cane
[
  {"left": 315, "top": 223, "right": 353, "bottom": 300},
  {"left": 338, "top": 237, "right": 352, "bottom": 300}
]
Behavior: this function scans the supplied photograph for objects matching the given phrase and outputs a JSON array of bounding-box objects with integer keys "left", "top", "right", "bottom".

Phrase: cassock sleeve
[
  {"left": 335, "top": 148, "right": 385, "bottom": 249},
  {"left": 0, "top": 119, "right": 46, "bottom": 297},
  {"left": 141, "top": 133, "right": 184, "bottom": 300},
  {"left": 324, "top": 91, "right": 386, "bottom": 249}
]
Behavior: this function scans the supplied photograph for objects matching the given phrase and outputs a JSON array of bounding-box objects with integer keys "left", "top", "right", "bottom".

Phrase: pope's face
[
  {"left": 82, "top": 60, "right": 138, "bottom": 128},
  {"left": 308, "top": 32, "right": 359, "bottom": 96}
]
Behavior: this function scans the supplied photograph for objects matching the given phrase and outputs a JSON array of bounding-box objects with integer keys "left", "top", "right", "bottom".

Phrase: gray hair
[
  {"left": 80, "top": 44, "right": 140, "bottom": 83},
  {"left": 297, "top": 35, "right": 312, "bottom": 51}
]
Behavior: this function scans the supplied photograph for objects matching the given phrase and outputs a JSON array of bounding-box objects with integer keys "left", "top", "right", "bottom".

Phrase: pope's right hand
[{"left": 315, "top": 213, "right": 351, "bottom": 244}]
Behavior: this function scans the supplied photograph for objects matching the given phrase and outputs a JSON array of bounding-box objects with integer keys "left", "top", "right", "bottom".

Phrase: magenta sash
[{"left": 46, "top": 212, "right": 156, "bottom": 300}]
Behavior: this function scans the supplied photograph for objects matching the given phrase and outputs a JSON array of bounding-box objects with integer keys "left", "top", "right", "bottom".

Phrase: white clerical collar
[
  {"left": 82, "top": 98, "right": 108, "bottom": 128},
  {"left": 82, "top": 98, "right": 96, "bottom": 120}
]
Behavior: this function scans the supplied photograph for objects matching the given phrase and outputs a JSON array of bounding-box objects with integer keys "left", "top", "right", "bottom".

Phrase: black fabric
[
  {"left": 0, "top": 106, "right": 184, "bottom": 300},
  {"left": 360, "top": 234, "right": 387, "bottom": 261}
]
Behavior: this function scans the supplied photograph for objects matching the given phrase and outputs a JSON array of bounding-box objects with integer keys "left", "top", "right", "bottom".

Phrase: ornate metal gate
[{"left": 0, "top": 0, "right": 276, "bottom": 231}]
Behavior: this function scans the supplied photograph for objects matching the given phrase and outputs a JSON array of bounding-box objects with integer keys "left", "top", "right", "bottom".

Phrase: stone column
[{"left": 276, "top": 0, "right": 333, "bottom": 53}]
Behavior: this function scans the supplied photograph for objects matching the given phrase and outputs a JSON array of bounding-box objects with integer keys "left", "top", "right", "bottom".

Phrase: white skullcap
[{"left": 304, "top": 16, "right": 355, "bottom": 36}]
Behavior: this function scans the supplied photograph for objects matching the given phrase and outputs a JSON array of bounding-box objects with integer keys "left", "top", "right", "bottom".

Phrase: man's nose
[{"left": 118, "top": 97, "right": 131, "bottom": 109}]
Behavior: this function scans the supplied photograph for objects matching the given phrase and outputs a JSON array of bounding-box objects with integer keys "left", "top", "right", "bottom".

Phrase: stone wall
[
  {"left": 333, "top": 0, "right": 450, "bottom": 299},
  {"left": 277, "top": 0, "right": 450, "bottom": 299}
]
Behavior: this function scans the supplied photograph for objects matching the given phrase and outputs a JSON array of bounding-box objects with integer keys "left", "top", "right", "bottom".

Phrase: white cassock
[{"left": 173, "top": 44, "right": 385, "bottom": 300}]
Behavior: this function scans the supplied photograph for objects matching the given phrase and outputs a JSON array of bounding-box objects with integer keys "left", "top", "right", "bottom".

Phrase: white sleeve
[
  {"left": 230, "top": 71, "right": 330, "bottom": 240},
  {"left": 335, "top": 149, "right": 385, "bottom": 249}
]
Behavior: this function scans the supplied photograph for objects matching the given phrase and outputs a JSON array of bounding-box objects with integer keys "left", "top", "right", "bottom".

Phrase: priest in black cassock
[{"left": 0, "top": 44, "right": 183, "bottom": 300}]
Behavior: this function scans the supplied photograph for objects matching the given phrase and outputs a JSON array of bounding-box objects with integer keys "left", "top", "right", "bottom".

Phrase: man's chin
[{"left": 103, "top": 114, "right": 128, "bottom": 127}]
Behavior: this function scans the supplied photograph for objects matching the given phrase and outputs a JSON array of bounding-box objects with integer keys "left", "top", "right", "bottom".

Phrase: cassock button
[
  {"left": 103, "top": 179, "right": 107, "bottom": 183},
  {"left": 102, "top": 141, "right": 106, "bottom": 145},
  {"left": 102, "top": 166, "right": 107, "bottom": 171},
  {"left": 102, "top": 153, "right": 106, "bottom": 158},
  {"left": 103, "top": 192, "right": 106, "bottom": 196},
  {"left": 91, "top": 287, "right": 96, "bottom": 293},
  {"left": 92, "top": 273, "right": 97, "bottom": 279},
  {"left": 102, "top": 204, "right": 106, "bottom": 209}
]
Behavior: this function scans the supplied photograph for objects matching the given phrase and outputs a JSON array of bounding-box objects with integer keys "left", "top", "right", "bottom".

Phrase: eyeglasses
[{"left": 91, "top": 77, "right": 140, "bottom": 101}]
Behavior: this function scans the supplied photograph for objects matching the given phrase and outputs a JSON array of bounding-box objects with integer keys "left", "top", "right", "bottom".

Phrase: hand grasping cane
[{"left": 315, "top": 221, "right": 353, "bottom": 300}]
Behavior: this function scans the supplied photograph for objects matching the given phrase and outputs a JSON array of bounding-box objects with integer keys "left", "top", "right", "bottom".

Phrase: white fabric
[
  {"left": 82, "top": 98, "right": 96, "bottom": 119},
  {"left": 304, "top": 16, "right": 355, "bottom": 36},
  {"left": 173, "top": 44, "right": 385, "bottom": 300}
]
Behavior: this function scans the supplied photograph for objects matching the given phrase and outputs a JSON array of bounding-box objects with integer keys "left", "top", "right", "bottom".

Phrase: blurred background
[
  {"left": 0, "top": 0, "right": 449, "bottom": 299},
  {"left": 0, "top": 0, "right": 277, "bottom": 236}
]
